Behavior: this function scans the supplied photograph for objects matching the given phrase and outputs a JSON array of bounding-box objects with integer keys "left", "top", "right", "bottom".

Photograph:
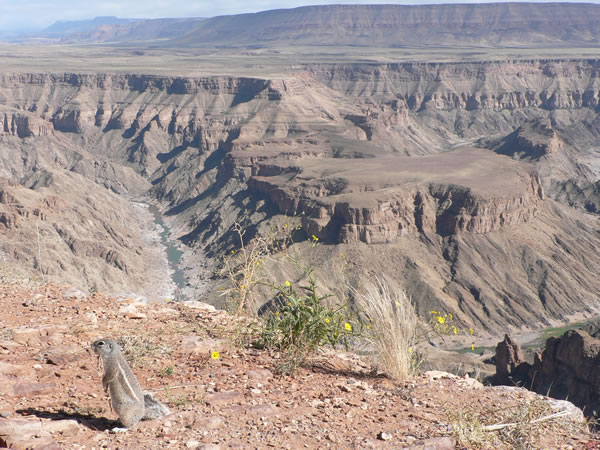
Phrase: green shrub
[{"left": 259, "top": 272, "right": 358, "bottom": 375}]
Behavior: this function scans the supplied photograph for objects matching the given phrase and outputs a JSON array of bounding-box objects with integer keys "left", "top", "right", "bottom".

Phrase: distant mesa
[
  {"left": 41, "top": 16, "right": 143, "bottom": 37},
  {"left": 8, "top": 3, "right": 600, "bottom": 47}
]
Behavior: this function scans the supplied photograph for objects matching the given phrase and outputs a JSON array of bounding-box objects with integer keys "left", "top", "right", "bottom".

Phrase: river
[{"left": 148, "top": 204, "right": 188, "bottom": 300}]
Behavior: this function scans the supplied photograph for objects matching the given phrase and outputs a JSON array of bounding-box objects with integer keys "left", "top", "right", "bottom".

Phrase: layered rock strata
[
  {"left": 0, "top": 60, "right": 599, "bottom": 329},
  {"left": 247, "top": 148, "right": 544, "bottom": 243}
]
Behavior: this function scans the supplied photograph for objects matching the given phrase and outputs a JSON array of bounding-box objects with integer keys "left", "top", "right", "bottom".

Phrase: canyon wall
[{"left": 0, "top": 59, "right": 599, "bottom": 330}]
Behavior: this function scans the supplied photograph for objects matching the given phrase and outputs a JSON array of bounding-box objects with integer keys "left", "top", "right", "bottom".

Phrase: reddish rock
[
  {"left": 494, "top": 334, "right": 524, "bottom": 384},
  {"left": 0, "top": 417, "right": 80, "bottom": 449},
  {"left": 243, "top": 404, "right": 280, "bottom": 417},
  {"left": 44, "top": 345, "right": 85, "bottom": 366},
  {"left": 180, "top": 336, "right": 228, "bottom": 355},
  {"left": 0, "top": 362, "right": 35, "bottom": 378},
  {"left": 204, "top": 391, "right": 245, "bottom": 406},
  {"left": 246, "top": 368, "right": 273, "bottom": 382},
  {"left": 1, "top": 435, "right": 60, "bottom": 450},
  {"left": 12, "top": 382, "right": 57, "bottom": 397},
  {"left": 528, "top": 329, "right": 600, "bottom": 416},
  {"left": 194, "top": 417, "right": 225, "bottom": 430}
]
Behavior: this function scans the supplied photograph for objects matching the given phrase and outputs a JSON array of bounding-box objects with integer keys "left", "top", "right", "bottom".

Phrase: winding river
[{"left": 148, "top": 204, "right": 187, "bottom": 300}]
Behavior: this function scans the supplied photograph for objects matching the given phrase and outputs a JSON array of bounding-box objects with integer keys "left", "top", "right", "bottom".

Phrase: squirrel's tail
[{"left": 142, "top": 392, "right": 171, "bottom": 420}]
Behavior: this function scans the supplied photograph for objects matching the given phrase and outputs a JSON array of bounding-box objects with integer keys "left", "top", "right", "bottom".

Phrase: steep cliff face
[
  {"left": 247, "top": 148, "right": 545, "bottom": 243},
  {"left": 0, "top": 60, "right": 599, "bottom": 331},
  {"left": 0, "top": 112, "right": 53, "bottom": 138},
  {"left": 307, "top": 61, "right": 600, "bottom": 109}
]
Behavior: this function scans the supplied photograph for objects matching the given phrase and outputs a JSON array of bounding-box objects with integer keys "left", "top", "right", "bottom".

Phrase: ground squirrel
[{"left": 91, "top": 338, "right": 170, "bottom": 431}]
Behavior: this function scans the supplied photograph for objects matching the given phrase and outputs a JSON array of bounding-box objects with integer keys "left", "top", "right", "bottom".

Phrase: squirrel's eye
[{"left": 97, "top": 341, "right": 104, "bottom": 346}]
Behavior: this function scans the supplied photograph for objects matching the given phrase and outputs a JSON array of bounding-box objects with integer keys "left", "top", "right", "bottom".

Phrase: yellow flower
[
  {"left": 471, "top": 344, "right": 475, "bottom": 351},
  {"left": 436, "top": 316, "right": 445, "bottom": 324},
  {"left": 312, "top": 234, "right": 319, "bottom": 242},
  {"left": 469, "top": 328, "right": 474, "bottom": 335},
  {"left": 240, "top": 284, "right": 245, "bottom": 289},
  {"left": 448, "top": 313, "right": 453, "bottom": 319},
  {"left": 452, "top": 326, "right": 458, "bottom": 335},
  {"left": 325, "top": 317, "right": 330, "bottom": 324},
  {"left": 408, "top": 347, "right": 413, "bottom": 353},
  {"left": 344, "top": 322, "right": 352, "bottom": 331},
  {"left": 340, "top": 253, "right": 345, "bottom": 258},
  {"left": 211, "top": 351, "right": 220, "bottom": 360},
  {"left": 430, "top": 310, "right": 439, "bottom": 315},
  {"left": 284, "top": 223, "right": 288, "bottom": 228},
  {"left": 231, "top": 250, "right": 235, "bottom": 254},
  {"left": 285, "top": 280, "right": 291, "bottom": 287}
]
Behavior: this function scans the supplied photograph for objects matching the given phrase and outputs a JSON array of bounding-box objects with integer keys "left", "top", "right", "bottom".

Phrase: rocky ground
[{"left": 0, "top": 280, "right": 598, "bottom": 449}]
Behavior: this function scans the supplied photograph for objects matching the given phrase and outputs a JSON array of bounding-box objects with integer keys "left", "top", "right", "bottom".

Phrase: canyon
[{"left": 1, "top": 5, "right": 600, "bottom": 337}]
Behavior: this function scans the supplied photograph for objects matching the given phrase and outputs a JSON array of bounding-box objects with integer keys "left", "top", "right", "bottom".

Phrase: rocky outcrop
[
  {"left": 492, "top": 334, "right": 525, "bottom": 385},
  {"left": 491, "top": 119, "right": 563, "bottom": 161},
  {"left": 0, "top": 112, "right": 52, "bottom": 138},
  {"left": 529, "top": 330, "right": 600, "bottom": 416},
  {"left": 492, "top": 329, "right": 600, "bottom": 417}
]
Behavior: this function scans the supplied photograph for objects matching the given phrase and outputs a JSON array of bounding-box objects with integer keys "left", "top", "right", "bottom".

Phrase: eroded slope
[{"left": 0, "top": 60, "right": 599, "bottom": 331}]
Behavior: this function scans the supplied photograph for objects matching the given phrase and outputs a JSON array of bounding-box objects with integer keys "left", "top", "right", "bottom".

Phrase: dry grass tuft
[
  {"left": 446, "top": 407, "right": 495, "bottom": 447},
  {"left": 495, "top": 396, "right": 553, "bottom": 448},
  {"left": 355, "top": 278, "right": 418, "bottom": 381},
  {"left": 446, "top": 396, "right": 588, "bottom": 449},
  {"left": 116, "top": 335, "right": 172, "bottom": 367}
]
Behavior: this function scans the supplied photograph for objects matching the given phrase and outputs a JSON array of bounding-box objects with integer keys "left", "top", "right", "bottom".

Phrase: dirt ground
[{"left": 0, "top": 281, "right": 598, "bottom": 449}]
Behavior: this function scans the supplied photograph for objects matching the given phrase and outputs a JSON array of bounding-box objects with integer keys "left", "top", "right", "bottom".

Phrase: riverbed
[{"left": 147, "top": 204, "right": 188, "bottom": 300}]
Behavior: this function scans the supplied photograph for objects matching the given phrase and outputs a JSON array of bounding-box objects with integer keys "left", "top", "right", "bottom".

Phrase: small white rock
[
  {"left": 378, "top": 431, "right": 393, "bottom": 441},
  {"left": 186, "top": 440, "right": 201, "bottom": 448}
]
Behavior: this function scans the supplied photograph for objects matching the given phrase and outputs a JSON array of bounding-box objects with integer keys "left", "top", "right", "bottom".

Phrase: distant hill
[
  {"left": 60, "top": 18, "right": 206, "bottom": 44},
  {"left": 50, "top": 3, "right": 600, "bottom": 48},
  {"left": 42, "top": 16, "right": 142, "bottom": 38}
]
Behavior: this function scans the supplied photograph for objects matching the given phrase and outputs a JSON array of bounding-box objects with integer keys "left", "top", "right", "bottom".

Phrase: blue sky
[{"left": 0, "top": 0, "right": 597, "bottom": 32}]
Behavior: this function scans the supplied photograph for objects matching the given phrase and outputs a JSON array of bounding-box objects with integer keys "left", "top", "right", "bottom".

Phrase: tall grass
[{"left": 355, "top": 278, "right": 418, "bottom": 381}]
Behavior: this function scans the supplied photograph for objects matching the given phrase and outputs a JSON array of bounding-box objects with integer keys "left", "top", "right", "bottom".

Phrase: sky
[{"left": 0, "top": 0, "right": 598, "bottom": 32}]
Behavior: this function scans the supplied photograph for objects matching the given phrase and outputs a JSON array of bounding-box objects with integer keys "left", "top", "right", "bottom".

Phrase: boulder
[{"left": 0, "top": 417, "right": 80, "bottom": 449}]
